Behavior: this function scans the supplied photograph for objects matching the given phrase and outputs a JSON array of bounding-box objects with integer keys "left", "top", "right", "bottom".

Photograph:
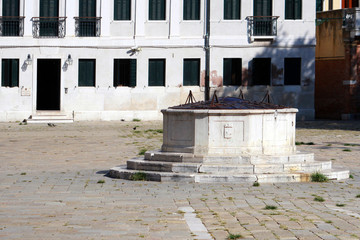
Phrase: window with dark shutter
[
  {"left": 114, "top": 0, "right": 131, "bottom": 20},
  {"left": 252, "top": 58, "right": 271, "bottom": 85},
  {"left": 149, "top": 0, "right": 166, "bottom": 20},
  {"left": 183, "top": 59, "right": 200, "bottom": 86},
  {"left": 224, "top": 0, "right": 240, "bottom": 20},
  {"left": 79, "top": 0, "right": 97, "bottom": 36},
  {"left": 183, "top": 0, "right": 200, "bottom": 20},
  {"left": 78, "top": 59, "right": 96, "bottom": 87},
  {"left": 2, "top": 59, "right": 19, "bottom": 87},
  {"left": 284, "top": 58, "right": 301, "bottom": 85},
  {"left": 223, "top": 58, "right": 242, "bottom": 85},
  {"left": 39, "top": 0, "right": 59, "bottom": 37},
  {"left": 316, "top": 0, "right": 323, "bottom": 11},
  {"left": 285, "top": 0, "right": 302, "bottom": 19},
  {"left": 114, "top": 59, "right": 137, "bottom": 87},
  {"left": 2, "top": 0, "right": 20, "bottom": 36},
  {"left": 149, "top": 59, "right": 165, "bottom": 86},
  {"left": 253, "top": 0, "right": 272, "bottom": 16}
]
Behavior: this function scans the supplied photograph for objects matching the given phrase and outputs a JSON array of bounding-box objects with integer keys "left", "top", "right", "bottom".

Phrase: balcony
[
  {"left": 0, "top": 16, "right": 25, "bottom": 37},
  {"left": 246, "top": 16, "right": 279, "bottom": 41},
  {"left": 31, "top": 17, "right": 66, "bottom": 38},
  {"left": 74, "top": 17, "right": 101, "bottom": 37}
]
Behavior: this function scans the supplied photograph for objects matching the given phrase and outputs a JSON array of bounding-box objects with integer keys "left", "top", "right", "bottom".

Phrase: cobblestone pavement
[{"left": 0, "top": 120, "right": 360, "bottom": 240}]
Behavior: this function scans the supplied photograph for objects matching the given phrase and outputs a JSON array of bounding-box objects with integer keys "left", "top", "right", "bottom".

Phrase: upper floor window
[
  {"left": 316, "top": 0, "right": 323, "bottom": 11},
  {"left": 183, "top": 0, "right": 200, "bottom": 20},
  {"left": 75, "top": 0, "right": 101, "bottom": 37},
  {"left": 285, "top": 0, "right": 302, "bottom": 20},
  {"left": 1, "top": 0, "right": 24, "bottom": 37},
  {"left": 114, "top": 0, "right": 131, "bottom": 20},
  {"left": 2, "top": 59, "right": 19, "bottom": 88},
  {"left": 149, "top": 0, "right": 166, "bottom": 20},
  {"left": 253, "top": 0, "right": 272, "bottom": 16},
  {"left": 224, "top": 0, "right": 241, "bottom": 20}
]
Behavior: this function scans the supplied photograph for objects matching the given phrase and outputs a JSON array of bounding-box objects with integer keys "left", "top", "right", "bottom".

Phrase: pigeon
[
  {"left": 133, "top": 126, "right": 137, "bottom": 130},
  {"left": 47, "top": 123, "right": 56, "bottom": 127}
]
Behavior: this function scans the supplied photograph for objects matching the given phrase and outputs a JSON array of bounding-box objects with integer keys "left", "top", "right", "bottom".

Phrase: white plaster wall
[{"left": 0, "top": 0, "right": 315, "bottom": 121}]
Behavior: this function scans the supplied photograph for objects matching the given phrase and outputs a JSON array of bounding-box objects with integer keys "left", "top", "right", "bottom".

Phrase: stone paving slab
[{"left": 0, "top": 121, "right": 360, "bottom": 239}]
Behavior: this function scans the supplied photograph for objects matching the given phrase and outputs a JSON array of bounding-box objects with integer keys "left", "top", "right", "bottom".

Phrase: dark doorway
[{"left": 37, "top": 59, "right": 61, "bottom": 110}]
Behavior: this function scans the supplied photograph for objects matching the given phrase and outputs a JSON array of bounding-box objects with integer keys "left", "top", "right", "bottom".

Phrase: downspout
[{"left": 205, "top": 0, "right": 210, "bottom": 101}]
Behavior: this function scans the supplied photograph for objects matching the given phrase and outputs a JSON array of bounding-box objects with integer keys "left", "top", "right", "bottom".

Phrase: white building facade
[{"left": 0, "top": 0, "right": 315, "bottom": 122}]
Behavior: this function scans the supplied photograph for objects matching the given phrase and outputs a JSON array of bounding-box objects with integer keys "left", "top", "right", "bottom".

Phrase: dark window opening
[
  {"left": 285, "top": 0, "right": 302, "bottom": 19},
  {"left": 183, "top": 0, "right": 200, "bottom": 20},
  {"left": 78, "top": 59, "right": 96, "bottom": 87},
  {"left": 284, "top": 58, "right": 301, "bottom": 85},
  {"left": 252, "top": 58, "right": 271, "bottom": 85},
  {"left": 329, "top": 0, "right": 333, "bottom": 10},
  {"left": 114, "top": 0, "right": 131, "bottom": 20},
  {"left": 224, "top": 0, "right": 241, "bottom": 20},
  {"left": 316, "top": 0, "right": 323, "bottom": 11},
  {"left": 183, "top": 59, "right": 200, "bottom": 86},
  {"left": 149, "top": 0, "right": 166, "bottom": 20},
  {"left": 223, "top": 58, "right": 242, "bottom": 85},
  {"left": 39, "top": 0, "right": 59, "bottom": 37},
  {"left": 2, "top": 0, "right": 21, "bottom": 36},
  {"left": 149, "top": 59, "right": 165, "bottom": 86},
  {"left": 2, "top": 59, "right": 19, "bottom": 87},
  {"left": 114, "top": 59, "right": 137, "bottom": 87}
]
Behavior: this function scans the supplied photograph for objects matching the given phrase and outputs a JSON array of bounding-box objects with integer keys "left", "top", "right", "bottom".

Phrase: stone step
[
  {"left": 127, "top": 159, "right": 332, "bottom": 174},
  {"left": 108, "top": 166, "right": 349, "bottom": 183},
  {"left": 143, "top": 150, "right": 315, "bottom": 164},
  {"left": 27, "top": 113, "right": 74, "bottom": 124}
]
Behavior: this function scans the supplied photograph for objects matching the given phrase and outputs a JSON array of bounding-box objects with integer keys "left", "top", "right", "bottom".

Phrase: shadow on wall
[{"left": 212, "top": 32, "right": 316, "bottom": 114}]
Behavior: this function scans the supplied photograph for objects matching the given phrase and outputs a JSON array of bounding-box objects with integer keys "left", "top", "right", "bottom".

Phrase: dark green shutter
[
  {"left": 149, "top": 59, "right": 165, "bottom": 86},
  {"left": 40, "top": 0, "right": 59, "bottom": 36},
  {"left": 183, "top": 59, "right": 200, "bottom": 86},
  {"left": 149, "top": 0, "right": 166, "bottom": 20},
  {"left": 254, "top": 0, "right": 272, "bottom": 16},
  {"left": 2, "top": 0, "right": 19, "bottom": 16},
  {"left": 129, "top": 59, "right": 137, "bottom": 87},
  {"left": 79, "top": 0, "right": 96, "bottom": 17},
  {"left": 316, "top": 0, "right": 323, "bottom": 11},
  {"left": 40, "top": 0, "right": 59, "bottom": 17},
  {"left": 79, "top": 59, "right": 95, "bottom": 87},
  {"left": 2, "top": 0, "right": 20, "bottom": 36},
  {"left": 285, "top": 0, "right": 301, "bottom": 19},
  {"left": 2, "top": 59, "right": 19, "bottom": 87},
  {"left": 183, "top": 0, "right": 200, "bottom": 20},
  {"left": 223, "top": 58, "right": 242, "bottom": 85},
  {"left": 224, "top": 0, "right": 240, "bottom": 20},
  {"left": 114, "top": 0, "right": 131, "bottom": 20}
]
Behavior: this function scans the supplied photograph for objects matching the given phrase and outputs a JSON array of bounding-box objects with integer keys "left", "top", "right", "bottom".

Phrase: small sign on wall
[
  {"left": 21, "top": 88, "right": 31, "bottom": 96},
  {"left": 224, "top": 123, "right": 233, "bottom": 139}
]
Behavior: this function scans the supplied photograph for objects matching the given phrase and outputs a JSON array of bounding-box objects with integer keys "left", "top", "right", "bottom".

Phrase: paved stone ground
[{"left": 0, "top": 120, "right": 360, "bottom": 240}]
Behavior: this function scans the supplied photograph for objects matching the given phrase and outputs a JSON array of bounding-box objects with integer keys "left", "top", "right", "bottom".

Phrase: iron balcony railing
[
  {"left": 0, "top": 16, "right": 25, "bottom": 36},
  {"left": 246, "top": 16, "right": 279, "bottom": 38},
  {"left": 31, "top": 17, "right": 66, "bottom": 38},
  {"left": 74, "top": 17, "right": 101, "bottom": 37}
]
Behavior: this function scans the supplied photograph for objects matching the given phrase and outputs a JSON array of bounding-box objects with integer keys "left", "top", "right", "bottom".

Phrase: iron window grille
[
  {"left": 0, "top": 16, "right": 25, "bottom": 36},
  {"left": 31, "top": 17, "right": 66, "bottom": 38}
]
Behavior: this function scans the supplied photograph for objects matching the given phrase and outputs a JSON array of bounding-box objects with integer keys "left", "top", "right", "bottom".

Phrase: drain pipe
[{"left": 204, "top": 0, "right": 210, "bottom": 101}]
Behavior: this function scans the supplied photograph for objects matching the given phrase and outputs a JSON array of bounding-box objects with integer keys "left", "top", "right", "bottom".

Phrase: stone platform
[{"left": 109, "top": 150, "right": 349, "bottom": 183}]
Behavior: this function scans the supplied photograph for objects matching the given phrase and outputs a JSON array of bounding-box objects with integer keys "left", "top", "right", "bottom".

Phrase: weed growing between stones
[
  {"left": 132, "top": 118, "right": 141, "bottom": 122},
  {"left": 343, "top": 149, "right": 352, "bottom": 152},
  {"left": 311, "top": 172, "right": 328, "bottom": 182},
  {"left": 138, "top": 148, "right": 147, "bottom": 155},
  {"left": 356, "top": 194, "right": 360, "bottom": 198},
  {"left": 314, "top": 196, "right": 325, "bottom": 202},
  {"left": 97, "top": 180, "right": 105, "bottom": 184},
  {"left": 227, "top": 233, "right": 242, "bottom": 240},
  {"left": 264, "top": 205, "right": 277, "bottom": 210},
  {"left": 296, "top": 142, "right": 314, "bottom": 145},
  {"left": 131, "top": 172, "right": 147, "bottom": 181},
  {"left": 336, "top": 203, "right": 346, "bottom": 207},
  {"left": 253, "top": 182, "right": 260, "bottom": 187}
]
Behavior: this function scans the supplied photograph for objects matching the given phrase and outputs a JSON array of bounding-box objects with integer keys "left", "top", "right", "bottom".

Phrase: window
[
  {"left": 253, "top": 0, "right": 272, "bottom": 16},
  {"left": 328, "top": 0, "right": 333, "bottom": 10},
  {"left": 285, "top": 0, "right": 301, "bottom": 19},
  {"left": 284, "top": 58, "right": 301, "bottom": 85},
  {"left": 114, "top": 59, "right": 136, "bottom": 87},
  {"left": 78, "top": 0, "right": 97, "bottom": 36},
  {"left": 252, "top": 58, "right": 271, "bottom": 85},
  {"left": 183, "top": 0, "right": 200, "bottom": 20},
  {"left": 149, "top": 0, "right": 166, "bottom": 20},
  {"left": 78, "top": 59, "right": 96, "bottom": 87},
  {"left": 223, "top": 58, "right": 242, "bottom": 85},
  {"left": 183, "top": 59, "right": 200, "bottom": 86},
  {"left": 224, "top": 0, "right": 241, "bottom": 20},
  {"left": 114, "top": 0, "right": 131, "bottom": 20},
  {"left": 2, "top": 0, "right": 20, "bottom": 36},
  {"left": 2, "top": 59, "right": 19, "bottom": 87},
  {"left": 39, "top": 0, "right": 59, "bottom": 37},
  {"left": 316, "top": 0, "right": 323, "bottom": 11},
  {"left": 149, "top": 59, "right": 165, "bottom": 86}
]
